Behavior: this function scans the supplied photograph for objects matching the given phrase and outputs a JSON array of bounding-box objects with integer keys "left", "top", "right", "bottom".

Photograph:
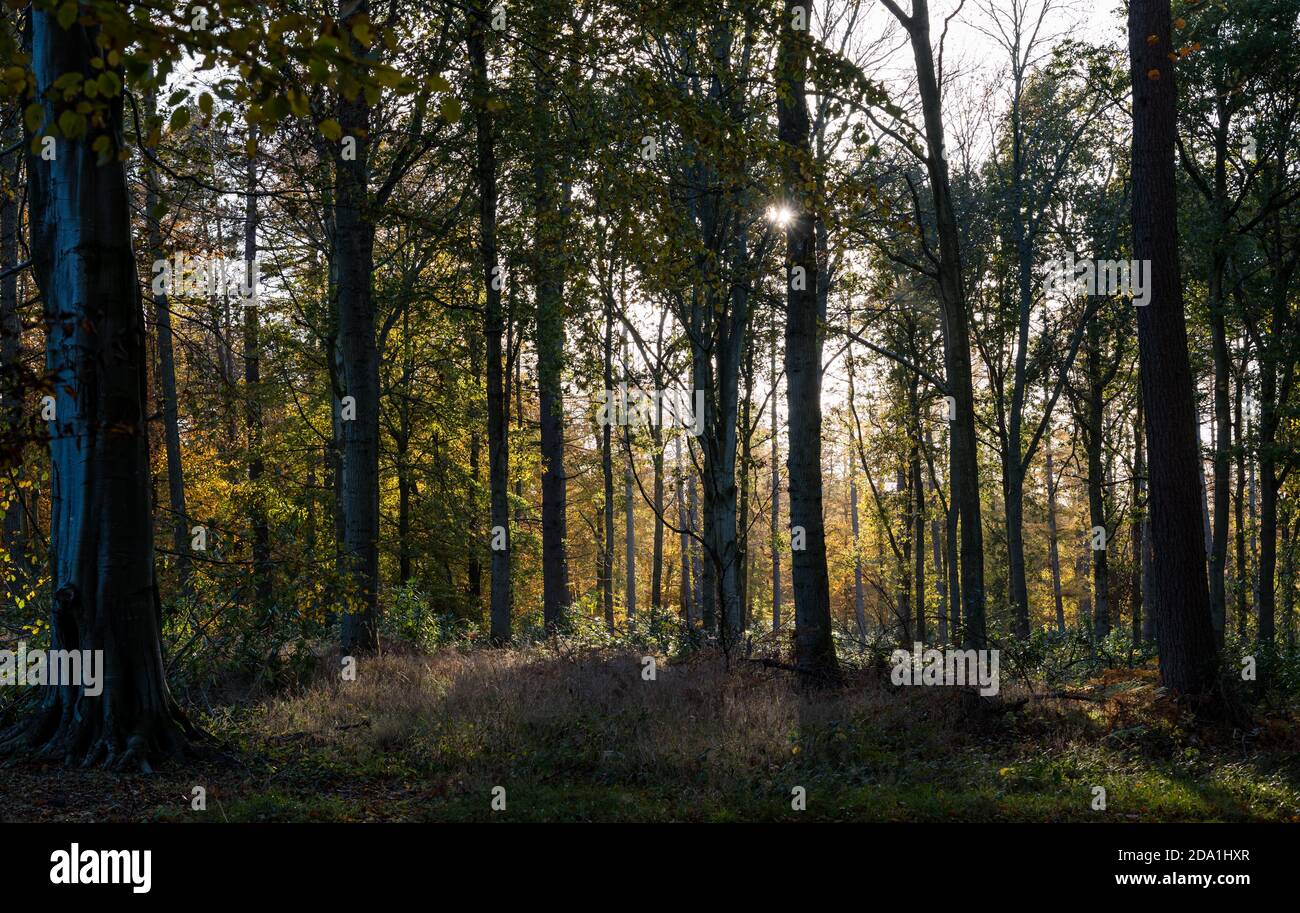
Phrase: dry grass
[
  {"left": 245, "top": 646, "right": 967, "bottom": 791},
  {"left": 7, "top": 646, "right": 1295, "bottom": 822}
]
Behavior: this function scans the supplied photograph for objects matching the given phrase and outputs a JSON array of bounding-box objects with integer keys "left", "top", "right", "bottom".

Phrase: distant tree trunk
[
  {"left": 738, "top": 318, "right": 755, "bottom": 630},
  {"left": 1046, "top": 436, "right": 1066, "bottom": 633},
  {"left": 1083, "top": 321, "right": 1110, "bottom": 641},
  {"left": 1233, "top": 361, "right": 1247, "bottom": 637},
  {"left": 143, "top": 87, "right": 189, "bottom": 598},
  {"left": 243, "top": 141, "right": 271, "bottom": 618},
  {"left": 468, "top": 337, "right": 483, "bottom": 605},
  {"left": 1206, "top": 107, "right": 1231, "bottom": 645},
  {"left": 469, "top": 10, "right": 511, "bottom": 644},
  {"left": 924, "top": 428, "right": 947, "bottom": 642},
  {"left": 1127, "top": 0, "right": 1219, "bottom": 696},
  {"left": 770, "top": 329, "right": 782, "bottom": 632},
  {"left": 849, "top": 459, "right": 866, "bottom": 640},
  {"left": 1, "top": 7, "right": 195, "bottom": 768},
  {"left": 650, "top": 409, "right": 665, "bottom": 620},
  {"left": 395, "top": 307, "right": 413, "bottom": 586},
  {"left": 947, "top": 439, "right": 961, "bottom": 640},
  {"left": 335, "top": 0, "right": 380, "bottom": 653},
  {"left": 882, "top": 0, "right": 986, "bottom": 649},
  {"left": 1131, "top": 401, "right": 1146, "bottom": 644},
  {"left": 1282, "top": 513, "right": 1297, "bottom": 648},
  {"left": 688, "top": 452, "right": 702, "bottom": 624},
  {"left": 909, "top": 379, "right": 926, "bottom": 643},
  {"left": 601, "top": 295, "right": 615, "bottom": 632},
  {"left": 675, "top": 436, "right": 692, "bottom": 626},
  {"left": 778, "top": 0, "right": 837, "bottom": 681},
  {"left": 623, "top": 330, "right": 636, "bottom": 622},
  {"left": 897, "top": 466, "right": 912, "bottom": 643},
  {"left": 534, "top": 139, "right": 571, "bottom": 636}
]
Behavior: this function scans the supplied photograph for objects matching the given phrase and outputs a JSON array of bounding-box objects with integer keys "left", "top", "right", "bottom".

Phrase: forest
[{"left": 0, "top": 0, "right": 1298, "bottom": 829}]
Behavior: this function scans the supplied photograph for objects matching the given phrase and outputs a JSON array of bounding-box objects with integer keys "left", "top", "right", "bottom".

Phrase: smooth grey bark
[{"left": 2, "top": 8, "right": 194, "bottom": 767}]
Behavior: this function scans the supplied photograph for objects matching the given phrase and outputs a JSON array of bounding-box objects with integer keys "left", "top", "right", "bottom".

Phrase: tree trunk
[
  {"left": 601, "top": 295, "right": 615, "bottom": 632},
  {"left": 2, "top": 8, "right": 195, "bottom": 768},
  {"left": 534, "top": 134, "right": 571, "bottom": 636},
  {"left": 675, "top": 436, "right": 692, "bottom": 626},
  {"left": 1046, "top": 435, "right": 1066, "bottom": 633},
  {"left": 885, "top": 0, "right": 986, "bottom": 648},
  {"left": 336, "top": 1, "right": 379, "bottom": 653},
  {"left": 243, "top": 142, "right": 271, "bottom": 618},
  {"left": 778, "top": 0, "right": 837, "bottom": 680},
  {"left": 1127, "top": 0, "right": 1219, "bottom": 697},
  {"left": 469, "top": 11, "right": 511, "bottom": 644},
  {"left": 1131, "top": 401, "right": 1146, "bottom": 644},
  {"left": 849, "top": 461, "right": 866, "bottom": 640},
  {"left": 770, "top": 327, "right": 782, "bottom": 632},
  {"left": 623, "top": 330, "right": 636, "bottom": 622},
  {"left": 143, "top": 87, "right": 189, "bottom": 599},
  {"left": 1084, "top": 321, "right": 1110, "bottom": 641}
]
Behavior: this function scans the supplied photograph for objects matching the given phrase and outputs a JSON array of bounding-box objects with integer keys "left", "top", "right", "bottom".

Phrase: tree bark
[
  {"left": 1127, "top": 0, "right": 1219, "bottom": 696},
  {"left": 243, "top": 141, "right": 271, "bottom": 618},
  {"left": 882, "top": 0, "right": 986, "bottom": 647},
  {"left": 2, "top": 7, "right": 195, "bottom": 768},
  {"left": 779, "top": 0, "right": 837, "bottom": 680},
  {"left": 469, "top": 10, "right": 511, "bottom": 644}
]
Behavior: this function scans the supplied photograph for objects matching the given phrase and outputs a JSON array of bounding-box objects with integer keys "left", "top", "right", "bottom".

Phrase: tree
[
  {"left": 468, "top": 4, "right": 511, "bottom": 644},
  {"left": 778, "top": 0, "right": 838, "bottom": 680},
  {"left": 0, "top": 3, "right": 196, "bottom": 769},
  {"left": 1127, "top": 0, "right": 1220, "bottom": 698}
]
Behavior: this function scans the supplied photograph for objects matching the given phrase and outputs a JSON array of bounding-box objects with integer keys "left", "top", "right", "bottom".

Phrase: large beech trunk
[{"left": 1, "top": 7, "right": 195, "bottom": 769}]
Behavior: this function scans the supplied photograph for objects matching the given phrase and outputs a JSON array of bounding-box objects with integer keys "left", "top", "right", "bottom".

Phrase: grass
[
  {"left": 4, "top": 644, "right": 1298, "bottom": 822},
  {"left": 181, "top": 646, "right": 1300, "bottom": 822}
]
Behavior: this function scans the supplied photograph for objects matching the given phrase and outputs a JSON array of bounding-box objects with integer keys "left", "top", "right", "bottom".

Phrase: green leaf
[
  {"left": 23, "top": 103, "right": 43, "bottom": 132},
  {"left": 169, "top": 106, "right": 190, "bottom": 132},
  {"left": 317, "top": 118, "right": 342, "bottom": 141},
  {"left": 439, "top": 96, "right": 461, "bottom": 124},
  {"left": 56, "top": 1, "right": 77, "bottom": 30},
  {"left": 57, "top": 109, "right": 85, "bottom": 139}
]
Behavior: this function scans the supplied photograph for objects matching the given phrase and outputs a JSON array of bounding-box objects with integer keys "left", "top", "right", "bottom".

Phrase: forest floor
[{"left": 3, "top": 646, "right": 1299, "bottom": 822}]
